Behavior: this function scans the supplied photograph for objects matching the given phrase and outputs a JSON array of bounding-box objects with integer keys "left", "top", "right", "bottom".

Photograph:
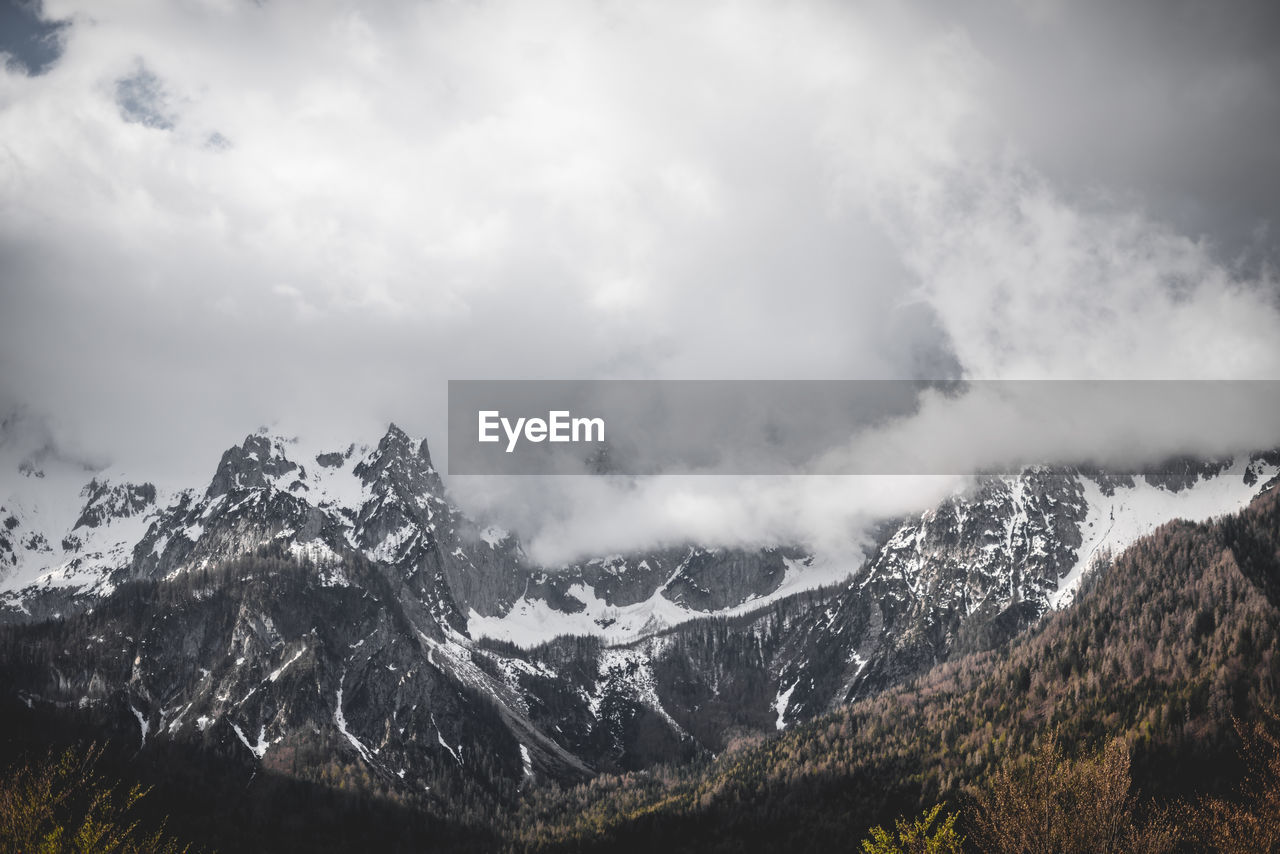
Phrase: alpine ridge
[{"left": 0, "top": 422, "right": 1276, "bottom": 812}]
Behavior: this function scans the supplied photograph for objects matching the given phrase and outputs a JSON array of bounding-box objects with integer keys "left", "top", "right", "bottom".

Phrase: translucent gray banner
[{"left": 446, "top": 380, "right": 1280, "bottom": 475}]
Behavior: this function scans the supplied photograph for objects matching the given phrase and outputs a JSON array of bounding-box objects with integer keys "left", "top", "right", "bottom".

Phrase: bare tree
[{"left": 970, "top": 733, "right": 1175, "bottom": 854}]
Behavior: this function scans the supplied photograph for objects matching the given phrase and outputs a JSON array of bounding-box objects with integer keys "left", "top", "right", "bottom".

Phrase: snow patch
[
  {"left": 480, "top": 525, "right": 508, "bottom": 549},
  {"left": 519, "top": 743, "right": 533, "bottom": 778},
  {"left": 231, "top": 722, "right": 270, "bottom": 759},
  {"left": 267, "top": 646, "right": 305, "bottom": 682},
  {"left": 591, "top": 647, "right": 687, "bottom": 737},
  {"left": 129, "top": 704, "right": 149, "bottom": 747},
  {"left": 334, "top": 686, "right": 375, "bottom": 765},
  {"left": 774, "top": 681, "right": 798, "bottom": 731},
  {"left": 1050, "top": 459, "right": 1274, "bottom": 608},
  {"left": 432, "top": 714, "right": 462, "bottom": 764},
  {"left": 469, "top": 551, "right": 858, "bottom": 648}
]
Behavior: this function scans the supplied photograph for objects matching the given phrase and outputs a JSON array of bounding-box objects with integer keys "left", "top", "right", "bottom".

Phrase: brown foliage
[
  {"left": 0, "top": 744, "right": 196, "bottom": 854},
  {"left": 969, "top": 734, "right": 1176, "bottom": 854},
  {"left": 1181, "top": 710, "right": 1280, "bottom": 853}
]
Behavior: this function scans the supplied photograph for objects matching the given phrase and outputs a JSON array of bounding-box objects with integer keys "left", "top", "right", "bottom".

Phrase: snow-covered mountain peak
[
  {"left": 73, "top": 478, "right": 158, "bottom": 530},
  {"left": 3, "top": 423, "right": 1279, "bottom": 803},
  {"left": 205, "top": 433, "right": 303, "bottom": 500},
  {"left": 4, "top": 420, "right": 1278, "bottom": 664},
  {"left": 354, "top": 424, "right": 442, "bottom": 494}
]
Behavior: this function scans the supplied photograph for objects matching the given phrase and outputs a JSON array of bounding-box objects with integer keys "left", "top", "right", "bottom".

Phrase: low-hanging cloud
[{"left": 1, "top": 0, "right": 1278, "bottom": 563}]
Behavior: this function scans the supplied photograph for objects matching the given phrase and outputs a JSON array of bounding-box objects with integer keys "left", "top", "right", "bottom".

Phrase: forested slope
[{"left": 514, "top": 486, "right": 1280, "bottom": 852}]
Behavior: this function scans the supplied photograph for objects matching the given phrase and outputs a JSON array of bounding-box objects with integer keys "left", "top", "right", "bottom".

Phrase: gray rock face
[
  {"left": 772, "top": 469, "right": 1090, "bottom": 725},
  {"left": 73, "top": 480, "right": 156, "bottom": 530},
  {"left": 664, "top": 547, "right": 797, "bottom": 611},
  {"left": 4, "top": 555, "right": 544, "bottom": 796},
  {"left": 315, "top": 449, "right": 348, "bottom": 468},
  {"left": 535, "top": 554, "right": 675, "bottom": 611},
  {"left": 440, "top": 530, "right": 528, "bottom": 619},
  {"left": 207, "top": 434, "right": 301, "bottom": 498},
  {"left": 0, "top": 509, "right": 19, "bottom": 576},
  {"left": 1134, "top": 456, "right": 1232, "bottom": 493}
]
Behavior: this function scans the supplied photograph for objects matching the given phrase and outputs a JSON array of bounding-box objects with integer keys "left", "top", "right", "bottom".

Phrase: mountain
[
  {"left": 0, "top": 422, "right": 1276, "bottom": 850},
  {"left": 514, "top": 483, "right": 1280, "bottom": 853},
  {"left": 0, "top": 425, "right": 829, "bottom": 636}
]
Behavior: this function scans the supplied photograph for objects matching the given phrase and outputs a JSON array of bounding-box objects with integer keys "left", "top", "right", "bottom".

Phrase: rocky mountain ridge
[{"left": 0, "top": 422, "right": 1275, "bottom": 800}]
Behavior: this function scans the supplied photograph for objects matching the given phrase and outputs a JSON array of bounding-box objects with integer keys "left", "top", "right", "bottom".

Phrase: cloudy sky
[{"left": 2, "top": 0, "right": 1278, "bottom": 560}]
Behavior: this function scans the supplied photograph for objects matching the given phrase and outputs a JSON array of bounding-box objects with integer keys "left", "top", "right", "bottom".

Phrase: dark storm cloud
[
  {"left": 921, "top": 0, "right": 1280, "bottom": 264},
  {"left": 0, "top": 1, "right": 67, "bottom": 76},
  {"left": 116, "top": 64, "right": 174, "bottom": 129}
]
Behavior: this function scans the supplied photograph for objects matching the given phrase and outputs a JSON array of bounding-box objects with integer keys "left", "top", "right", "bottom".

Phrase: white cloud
[
  {"left": 1, "top": 0, "right": 1277, "bottom": 559},
  {"left": 894, "top": 168, "right": 1280, "bottom": 380}
]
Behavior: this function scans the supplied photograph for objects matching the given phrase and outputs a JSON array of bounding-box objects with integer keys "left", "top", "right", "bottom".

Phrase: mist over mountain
[
  {"left": 0, "top": 421, "right": 1277, "bottom": 850},
  {"left": 2, "top": 0, "right": 1279, "bottom": 849}
]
